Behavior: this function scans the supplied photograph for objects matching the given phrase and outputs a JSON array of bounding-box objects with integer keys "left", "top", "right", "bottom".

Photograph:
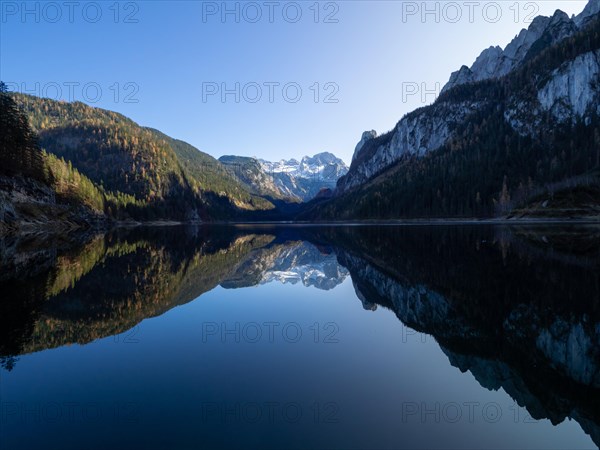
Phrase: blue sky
[{"left": 0, "top": 0, "right": 587, "bottom": 163}]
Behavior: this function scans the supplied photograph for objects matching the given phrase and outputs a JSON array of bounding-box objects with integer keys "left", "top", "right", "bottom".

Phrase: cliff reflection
[{"left": 310, "top": 225, "right": 600, "bottom": 446}]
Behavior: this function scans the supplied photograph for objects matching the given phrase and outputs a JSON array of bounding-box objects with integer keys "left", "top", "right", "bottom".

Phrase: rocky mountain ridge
[
  {"left": 337, "top": 0, "right": 600, "bottom": 196},
  {"left": 441, "top": 9, "right": 579, "bottom": 93},
  {"left": 220, "top": 152, "right": 348, "bottom": 201}
]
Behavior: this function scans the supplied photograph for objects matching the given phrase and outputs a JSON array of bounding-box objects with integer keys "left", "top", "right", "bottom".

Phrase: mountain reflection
[
  {"left": 1, "top": 224, "right": 599, "bottom": 445},
  {"left": 223, "top": 239, "right": 348, "bottom": 290}
]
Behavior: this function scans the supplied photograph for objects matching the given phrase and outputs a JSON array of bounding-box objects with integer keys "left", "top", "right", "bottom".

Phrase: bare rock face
[
  {"left": 0, "top": 175, "right": 101, "bottom": 234},
  {"left": 537, "top": 49, "right": 600, "bottom": 123},
  {"left": 340, "top": 100, "right": 482, "bottom": 192},
  {"left": 352, "top": 130, "right": 378, "bottom": 162},
  {"left": 504, "top": 48, "right": 600, "bottom": 134},
  {"left": 575, "top": 0, "right": 600, "bottom": 27}
]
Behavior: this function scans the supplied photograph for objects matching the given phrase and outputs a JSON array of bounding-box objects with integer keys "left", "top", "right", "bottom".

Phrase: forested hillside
[
  {"left": 1, "top": 83, "right": 118, "bottom": 231},
  {"left": 218, "top": 155, "right": 292, "bottom": 200},
  {"left": 11, "top": 93, "right": 273, "bottom": 221}
]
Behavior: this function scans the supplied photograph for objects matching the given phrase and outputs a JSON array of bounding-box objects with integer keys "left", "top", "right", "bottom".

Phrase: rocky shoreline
[{"left": 0, "top": 175, "right": 108, "bottom": 235}]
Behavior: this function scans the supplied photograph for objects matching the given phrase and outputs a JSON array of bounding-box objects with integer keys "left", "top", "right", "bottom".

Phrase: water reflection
[{"left": 1, "top": 224, "right": 599, "bottom": 447}]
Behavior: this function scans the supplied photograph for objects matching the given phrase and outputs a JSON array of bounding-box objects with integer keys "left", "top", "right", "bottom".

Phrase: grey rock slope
[{"left": 218, "top": 155, "right": 285, "bottom": 200}]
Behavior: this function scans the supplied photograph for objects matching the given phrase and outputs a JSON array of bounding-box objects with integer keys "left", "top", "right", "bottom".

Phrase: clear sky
[{"left": 0, "top": 0, "right": 588, "bottom": 163}]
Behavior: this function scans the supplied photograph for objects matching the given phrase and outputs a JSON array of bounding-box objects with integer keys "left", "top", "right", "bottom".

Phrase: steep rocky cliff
[{"left": 327, "top": 0, "right": 600, "bottom": 219}]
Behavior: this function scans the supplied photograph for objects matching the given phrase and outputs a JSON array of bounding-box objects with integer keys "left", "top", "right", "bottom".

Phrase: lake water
[{"left": 1, "top": 225, "right": 599, "bottom": 449}]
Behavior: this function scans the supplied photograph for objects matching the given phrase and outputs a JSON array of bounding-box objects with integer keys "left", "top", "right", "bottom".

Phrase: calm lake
[{"left": 1, "top": 225, "right": 599, "bottom": 449}]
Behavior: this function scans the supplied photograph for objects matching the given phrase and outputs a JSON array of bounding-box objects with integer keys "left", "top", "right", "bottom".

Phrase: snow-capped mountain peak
[{"left": 257, "top": 152, "right": 349, "bottom": 200}]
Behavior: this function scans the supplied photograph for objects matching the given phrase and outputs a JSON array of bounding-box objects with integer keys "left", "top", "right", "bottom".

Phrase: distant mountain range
[
  {"left": 303, "top": 0, "right": 600, "bottom": 220},
  {"left": 219, "top": 153, "right": 348, "bottom": 202}
]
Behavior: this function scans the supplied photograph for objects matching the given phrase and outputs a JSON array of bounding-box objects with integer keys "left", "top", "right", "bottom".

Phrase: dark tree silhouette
[{"left": 0, "top": 81, "right": 45, "bottom": 182}]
